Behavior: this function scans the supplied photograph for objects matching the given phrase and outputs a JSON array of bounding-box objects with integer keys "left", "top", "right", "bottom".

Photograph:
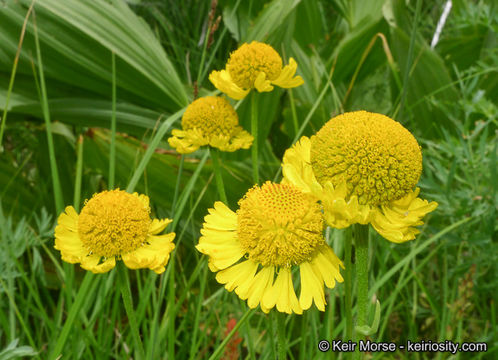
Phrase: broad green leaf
[
  {"left": 243, "top": 0, "right": 301, "bottom": 42},
  {"left": 0, "top": 0, "right": 188, "bottom": 112}
]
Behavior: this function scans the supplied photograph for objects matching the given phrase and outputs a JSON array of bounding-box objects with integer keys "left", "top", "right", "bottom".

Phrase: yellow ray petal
[
  {"left": 254, "top": 72, "right": 274, "bottom": 92},
  {"left": 264, "top": 267, "right": 302, "bottom": 314},
  {"left": 80, "top": 254, "right": 116, "bottom": 274},
  {"left": 246, "top": 266, "right": 274, "bottom": 309},
  {"left": 149, "top": 218, "right": 172, "bottom": 235},
  {"left": 299, "top": 262, "right": 325, "bottom": 311},
  {"left": 216, "top": 260, "right": 258, "bottom": 292},
  {"left": 209, "top": 70, "right": 250, "bottom": 100},
  {"left": 310, "top": 246, "right": 343, "bottom": 289},
  {"left": 281, "top": 136, "right": 322, "bottom": 195},
  {"left": 121, "top": 233, "right": 175, "bottom": 274},
  {"left": 370, "top": 189, "right": 438, "bottom": 243},
  {"left": 271, "top": 58, "right": 304, "bottom": 88}
]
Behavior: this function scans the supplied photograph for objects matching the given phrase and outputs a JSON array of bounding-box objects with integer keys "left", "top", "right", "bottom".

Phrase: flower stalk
[
  {"left": 277, "top": 312, "right": 287, "bottom": 360},
  {"left": 354, "top": 224, "right": 369, "bottom": 360}
]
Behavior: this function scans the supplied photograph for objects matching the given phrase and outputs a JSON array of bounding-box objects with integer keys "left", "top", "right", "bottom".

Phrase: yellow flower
[
  {"left": 209, "top": 41, "right": 304, "bottom": 100},
  {"left": 168, "top": 96, "right": 253, "bottom": 154},
  {"left": 196, "top": 182, "right": 343, "bottom": 314},
  {"left": 55, "top": 189, "right": 175, "bottom": 274},
  {"left": 282, "top": 111, "right": 438, "bottom": 243}
]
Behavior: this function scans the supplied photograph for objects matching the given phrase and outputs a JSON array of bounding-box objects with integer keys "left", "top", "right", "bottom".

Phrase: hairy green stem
[
  {"left": 353, "top": 224, "right": 369, "bottom": 360},
  {"left": 344, "top": 227, "right": 353, "bottom": 344},
  {"left": 277, "top": 312, "right": 287, "bottom": 360}
]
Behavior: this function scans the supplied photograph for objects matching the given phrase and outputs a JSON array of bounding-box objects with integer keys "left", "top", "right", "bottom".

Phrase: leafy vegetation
[{"left": 0, "top": 0, "right": 496, "bottom": 359}]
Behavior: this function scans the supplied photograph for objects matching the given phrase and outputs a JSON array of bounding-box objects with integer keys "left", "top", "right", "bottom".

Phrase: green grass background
[{"left": 0, "top": 0, "right": 496, "bottom": 359}]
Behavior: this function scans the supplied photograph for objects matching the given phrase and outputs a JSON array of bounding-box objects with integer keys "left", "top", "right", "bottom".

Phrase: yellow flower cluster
[
  {"left": 282, "top": 111, "right": 438, "bottom": 243},
  {"left": 54, "top": 40, "right": 437, "bottom": 319}
]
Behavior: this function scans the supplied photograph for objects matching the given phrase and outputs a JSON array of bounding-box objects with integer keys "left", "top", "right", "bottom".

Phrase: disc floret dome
[{"left": 282, "top": 111, "right": 438, "bottom": 243}]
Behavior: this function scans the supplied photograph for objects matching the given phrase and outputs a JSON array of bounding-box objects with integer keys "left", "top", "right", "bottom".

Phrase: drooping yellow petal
[
  {"left": 321, "top": 181, "right": 371, "bottom": 229},
  {"left": 263, "top": 267, "right": 302, "bottom": 314},
  {"left": 197, "top": 241, "right": 245, "bottom": 271},
  {"left": 168, "top": 128, "right": 204, "bottom": 154},
  {"left": 80, "top": 254, "right": 116, "bottom": 274},
  {"left": 246, "top": 266, "right": 274, "bottom": 309},
  {"left": 309, "top": 245, "right": 344, "bottom": 289},
  {"left": 299, "top": 261, "right": 325, "bottom": 311},
  {"left": 121, "top": 232, "right": 175, "bottom": 274},
  {"left": 281, "top": 136, "right": 323, "bottom": 195},
  {"left": 208, "top": 128, "right": 253, "bottom": 152},
  {"left": 370, "top": 189, "right": 438, "bottom": 243},
  {"left": 209, "top": 70, "right": 250, "bottom": 100},
  {"left": 216, "top": 260, "right": 259, "bottom": 292},
  {"left": 254, "top": 72, "right": 274, "bottom": 92},
  {"left": 271, "top": 58, "right": 304, "bottom": 88}
]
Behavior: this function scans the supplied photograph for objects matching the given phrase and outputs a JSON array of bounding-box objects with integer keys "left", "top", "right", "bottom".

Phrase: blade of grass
[
  {"left": 0, "top": 0, "right": 35, "bottom": 151},
  {"left": 397, "top": 0, "right": 422, "bottom": 120},
  {"left": 109, "top": 51, "right": 117, "bottom": 189},
  {"left": 126, "top": 109, "right": 184, "bottom": 193},
  {"left": 32, "top": 9, "right": 64, "bottom": 213}
]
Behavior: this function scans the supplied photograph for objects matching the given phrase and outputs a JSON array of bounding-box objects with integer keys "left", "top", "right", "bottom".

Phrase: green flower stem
[
  {"left": 277, "top": 312, "right": 287, "bottom": 360},
  {"left": 210, "top": 148, "right": 227, "bottom": 203},
  {"left": 167, "top": 257, "right": 176, "bottom": 360},
  {"left": 48, "top": 272, "right": 94, "bottom": 360},
  {"left": 344, "top": 227, "right": 353, "bottom": 343},
  {"left": 251, "top": 92, "right": 259, "bottom": 185},
  {"left": 353, "top": 224, "right": 369, "bottom": 360},
  {"left": 208, "top": 308, "right": 255, "bottom": 360},
  {"left": 118, "top": 263, "right": 145, "bottom": 360}
]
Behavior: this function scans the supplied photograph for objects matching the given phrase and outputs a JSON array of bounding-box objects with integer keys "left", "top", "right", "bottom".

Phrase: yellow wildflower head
[
  {"left": 310, "top": 111, "right": 422, "bottom": 207},
  {"left": 237, "top": 182, "right": 324, "bottom": 267},
  {"left": 196, "top": 182, "right": 344, "bottom": 314},
  {"left": 55, "top": 189, "right": 175, "bottom": 274},
  {"left": 168, "top": 96, "right": 253, "bottom": 154},
  {"left": 209, "top": 41, "right": 304, "bottom": 100},
  {"left": 281, "top": 111, "right": 438, "bottom": 243}
]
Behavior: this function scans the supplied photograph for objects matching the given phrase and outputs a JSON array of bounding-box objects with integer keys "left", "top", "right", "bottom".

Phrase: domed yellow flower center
[
  {"left": 227, "top": 41, "right": 283, "bottom": 89},
  {"left": 78, "top": 190, "right": 151, "bottom": 258},
  {"left": 310, "top": 111, "right": 422, "bottom": 206},
  {"left": 236, "top": 182, "right": 324, "bottom": 267},
  {"left": 182, "top": 96, "right": 239, "bottom": 138}
]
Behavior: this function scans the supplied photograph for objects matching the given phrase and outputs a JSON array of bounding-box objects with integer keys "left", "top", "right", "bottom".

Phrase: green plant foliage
[{"left": 0, "top": 0, "right": 496, "bottom": 358}]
